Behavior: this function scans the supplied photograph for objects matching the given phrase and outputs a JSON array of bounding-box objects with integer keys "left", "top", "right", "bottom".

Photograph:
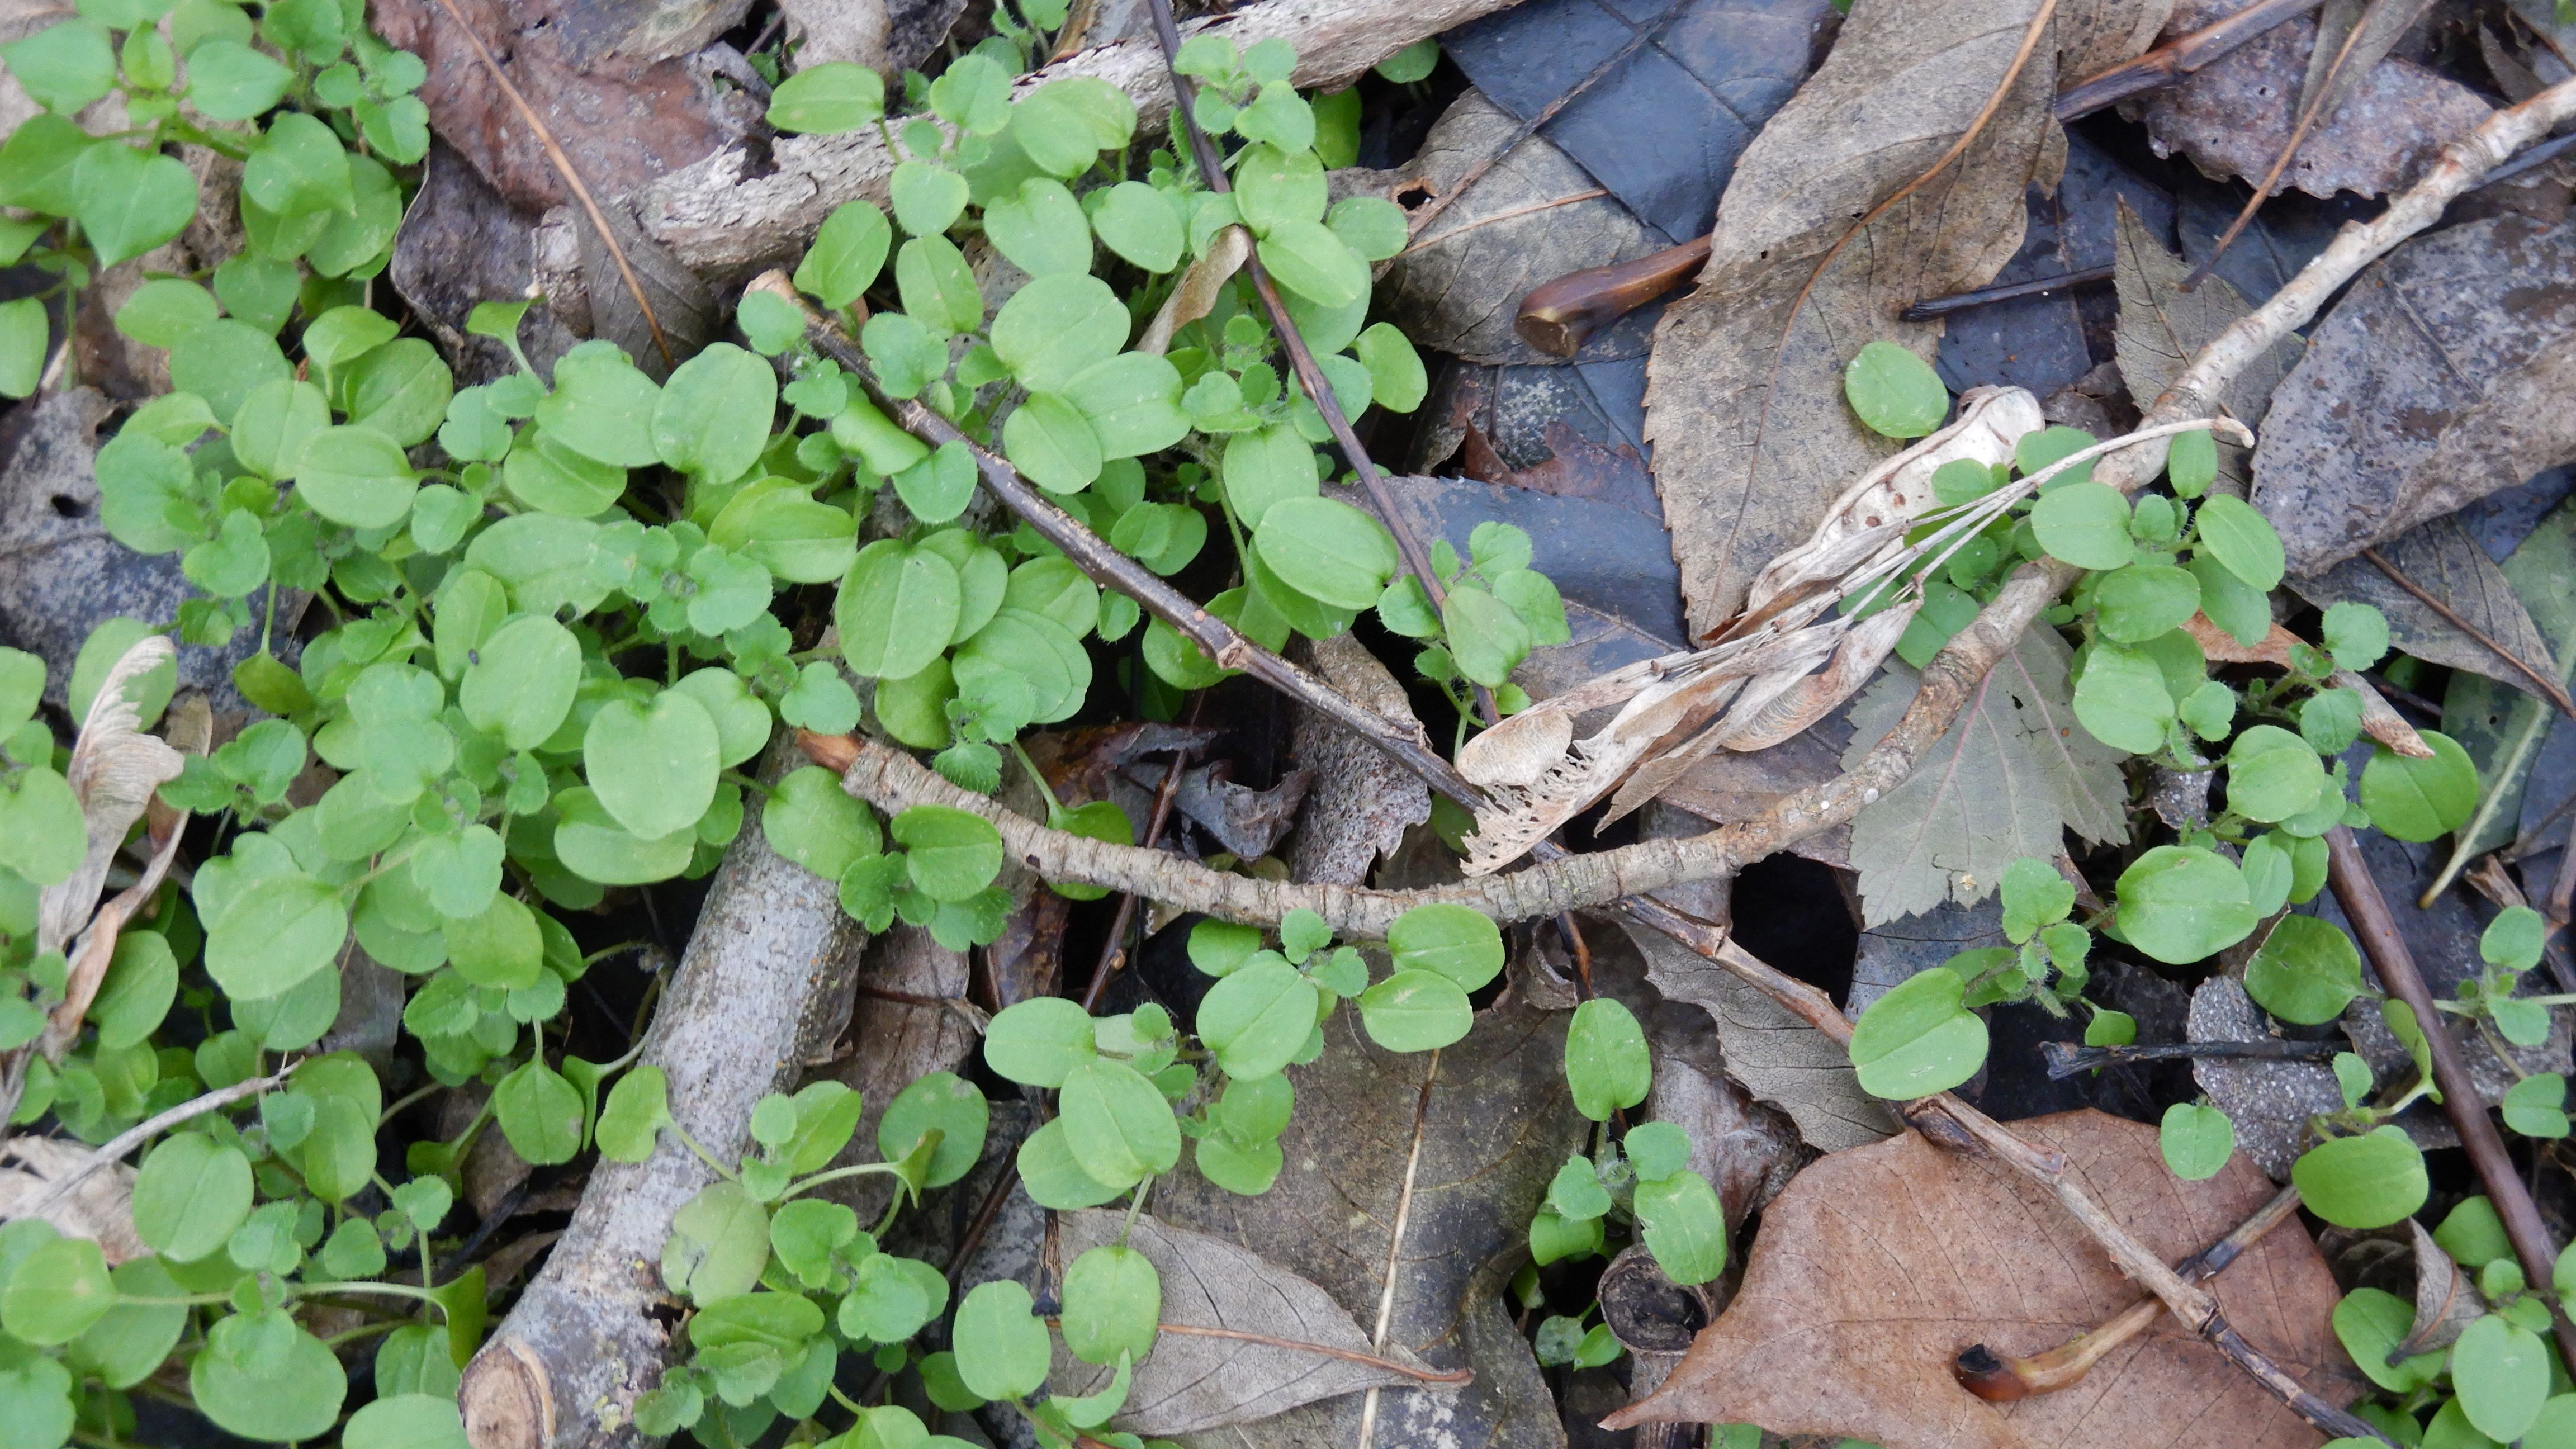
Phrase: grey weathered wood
[{"left": 458, "top": 744, "right": 867, "bottom": 1449}]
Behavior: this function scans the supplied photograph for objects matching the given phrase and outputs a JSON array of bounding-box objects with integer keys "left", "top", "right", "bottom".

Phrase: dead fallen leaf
[
  {"left": 1642, "top": 996, "right": 1813, "bottom": 1229},
  {"left": 2110, "top": 198, "right": 2298, "bottom": 496},
  {"left": 2252, "top": 214, "right": 2576, "bottom": 574},
  {"left": 0, "top": 1138, "right": 144, "bottom": 1264},
  {"left": 2394, "top": 1218, "right": 2484, "bottom": 1358},
  {"left": 1605, "top": 1109, "right": 2362, "bottom": 1448},
  {"left": 1621, "top": 909, "right": 1899, "bottom": 1153},
  {"left": 1642, "top": 0, "right": 2087, "bottom": 639},
  {"left": 1840, "top": 627, "right": 2128, "bottom": 925},
  {"left": 374, "top": 0, "right": 749, "bottom": 215},
  {"left": 776, "top": 0, "right": 965, "bottom": 73},
  {"left": 2289, "top": 515, "right": 2561, "bottom": 697},
  {"left": 1050, "top": 1211, "right": 1451, "bottom": 1435},
  {"left": 1374, "top": 91, "right": 1666, "bottom": 366},
  {"left": 1125, "top": 761, "right": 1314, "bottom": 862},
  {"left": 1287, "top": 633, "right": 1433, "bottom": 886},
  {"left": 391, "top": 143, "right": 589, "bottom": 385},
  {"left": 2123, "top": 0, "right": 2492, "bottom": 200},
  {"left": 1149, "top": 996, "right": 1585, "bottom": 1449}
]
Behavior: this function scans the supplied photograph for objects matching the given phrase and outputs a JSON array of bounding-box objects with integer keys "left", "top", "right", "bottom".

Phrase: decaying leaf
[
  {"left": 1643, "top": 0, "right": 2081, "bottom": 640},
  {"left": 1050, "top": 1211, "right": 1450, "bottom": 1434},
  {"left": 1289, "top": 633, "right": 1434, "bottom": 886},
  {"left": 1841, "top": 627, "right": 2128, "bottom": 924},
  {"left": 1149, "top": 997, "right": 1587, "bottom": 1449},
  {"left": 1140, "top": 225, "right": 1251, "bottom": 356},
  {"left": 2122, "top": 0, "right": 2492, "bottom": 201},
  {"left": 1604, "top": 1110, "right": 2361, "bottom": 1447},
  {"left": 1457, "top": 389, "right": 2044, "bottom": 873},
  {"left": 2393, "top": 1218, "right": 2484, "bottom": 1358},
  {"left": 1374, "top": 92, "right": 1668, "bottom": 365},
  {"left": 1126, "top": 761, "right": 1315, "bottom": 861},
  {"left": 0, "top": 1138, "right": 144, "bottom": 1265},
  {"left": 1622, "top": 912, "right": 1900, "bottom": 1152},
  {"left": 37, "top": 635, "right": 186, "bottom": 957},
  {"left": 775, "top": 0, "right": 965, "bottom": 73},
  {"left": 2110, "top": 198, "right": 2298, "bottom": 496},
  {"left": 2252, "top": 215, "right": 2576, "bottom": 574},
  {"left": 2419, "top": 491, "right": 2576, "bottom": 872},
  {"left": 2289, "top": 516, "right": 2559, "bottom": 697}
]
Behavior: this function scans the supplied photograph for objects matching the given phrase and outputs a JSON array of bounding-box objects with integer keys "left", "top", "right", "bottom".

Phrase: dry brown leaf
[
  {"left": 2252, "top": 215, "right": 2576, "bottom": 574},
  {"left": 2124, "top": 0, "right": 2490, "bottom": 201},
  {"left": 36, "top": 634, "right": 183, "bottom": 956},
  {"left": 2289, "top": 517, "right": 2561, "bottom": 700},
  {"left": 1287, "top": 633, "right": 1433, "bottom": 886},
  {"left": 1139, "top": 225, "right": 1250, "bottom": 356},
  {"left": 1605, "top": 1109, "right": 2362, "bottom": 1447},
  {"left": 2110, "top": 198, "right": 2298, "bottom": 496},
  {"left": 1643, "top": 0, "right": 2095, "bottom": 640},
  {"left": 0, "top": 1138, "right": 144, "bottom": 1264},
  {"left": 1051, "top": 1211, "right": 1450, "bottom": 1435},
  {"left": 2394, "top": 1218, "right": 2484, "bottom": 1358},
  {"left": 1149, "top": 997, "right": 1585, "bottom": 1449},
  {"left": 1374, "top": 91, "right": 1665, "bottom": 366},
  {"left": 2177, "top": 615, "right": 2432, "bottom": 757}
]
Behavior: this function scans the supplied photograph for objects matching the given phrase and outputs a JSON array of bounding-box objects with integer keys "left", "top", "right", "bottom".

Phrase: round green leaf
[
  {"left": 2158, "top": 1102, "right": 2234, "bottom": 1181},
  {"left": 583, "top": 690, "right": 722, "bottom": 842},
  {"left": 2030, "top": 481, "right": 2137, "bottom": 570},
  {"left": 1387, "top": 903, "right": 1504, "bottom": 991},
  {"left": 0, "top": 767, "right": 83, "bottom": 886},
  {"left": 553, "top": 785, "right": 695, "bottom": 885},
  {"left": 1059, "top": 1058, "right": 1180, "bottom": 1186},
  {"left": 879, "top": 1071, "right": 988, "bottom": 1188},
  {"left": 1018, "top": 1116, "right": 1124, "bottom": 1210},
  {"left": 982, "top": 996, "right": 1095, "bottom": 1088},
  {"left": 985, "top": 177, "right": 1093, "bottom": 276},
  {"left": 203, "top": 870, "right": 347, "bottom": 999},
  {"left": 795, "top": 198, "right": 892, "bottom": 310},
  {"left": 652, "top": 342, "right": 776, "bottom": 485},
  {"left": 494, "top": 1058, "right": 585, "bottom": 1166},
  {"left": 459, "top": 614, "right": 580, "bottom": 750},
  {"left": 1092, "top": 181, "right": 1183, "bottom": 272},
  {"left": 953, "top": 1280, "right": 1051, "bottom": 1401},
  {"left": 131, "top": 1133, "right": 254, "bottom": 1262},
  {"left": 1, "top": 1236, "right": 112, "bottom": 1345},
  {"left": 837, "top": 541, "right": 961, "bottom": 680},
  {"left": 2225, "top": 724, "right": 2327, "bottom": 823},
  {"left": 2456, "top": 1313, "right": 2551, "bottom": 1442},
  {"left": 1002, "top": 391, "right": 1104, "bottom": 493},
  {"left": 295, "top": 424, "right": 417, "bottom": 529},
  {"left": 890, "top": 804, "right": 1003, "bottom": 902},
  {"left": 889, "top": 160, "right": 969, "bottom": 237},
  {"left": 1061, "top": 1244, "right": 1159, "bottom": 1367},
  {"left": 1633, "top": 1169, "right": 1727, "bottom": 1286},
  {"left": 2114, "top": 845, "right": 2256, "bottom": 965},
  {"left": 1252, "top": 496, "right": 1398, "bottom": 610},
  {"left": 2333, "top": 1287, "right": 2444, "bottom": 1393},
  {"left": 2359, "top": 731, "right": 2477, "bottom": 842},
  {"left": 990, "top": 273, "right": 1129, "bottom": 394},
  {"left": 2195, "top": 494, "right": 2286, "bottom": 591},
  {"left": 73, "top": 141, "right": 197, "bottom": 268},
  {"left": 344, "top": 1395, "right": 470, "bottom": 1449},
  {"left": 767, "top": 61, "right": 885, "bottom": 134},
  {"left": 1843, "top": 340, "right": 1948, "bottom": 438},
  {"left": 1848, "top": 965, "right": 1987, "bottom": 1099},
  {"left": 2243, "top": 914, "right": 2362, "bottom": 1025},
  {"left": 1256, "top": 220, "right": 1368, "bottom": 309},
  {"left": 1564, "top": 997, "right": 1651, "bottom": 1121},
  {"left": 1357, "top": 968, "right": 1471, "bottom": 1052},
  {"left": 1196, "top": 956, "right": 1318, "bottom": 1081},
  {"left": 2092, "top": 562, "right": 2201, "bottom": 643},
  {"left": 190, "top": 1311, "right": 345, "bottom": 1442},
  {"left": 761, "top": 766, "right": 881, "bottom": 882},
  {"left": 2291, "top": 1127, "right": 2428, "bottom": 1229},
  {"left": 444, "top": 891, "right": 543, "bottom": 991}
]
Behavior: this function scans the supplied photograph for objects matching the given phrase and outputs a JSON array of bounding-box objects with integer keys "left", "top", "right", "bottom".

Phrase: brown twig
[
  {"left": 2053, "top": 0, "right": 2328, "bottom": 120},
  {"left": 1150, "top": 1323, "right": 1475, "bottom": 1384},
  {"left": 2038, "top": 1036, "right": 2342, "bottom": 1079},
  {"left": 1899, "top": 264, "right": 2116, "bottom": 321},
  {"left": 2362, "top": 546, "right": 2576, "bottom": 717},
  {"left": 1955, "top": 1185, "right": 2304, "bottom": 1400},
  {"left": 2, "top": 1068, "right": 292, "bottom": 1225},
  {"left": 2327, "top": 825, "right": 2576, "bottom": 1377},
  {"left": 422, "top": 0, "right": 675, "bottom": 368}
]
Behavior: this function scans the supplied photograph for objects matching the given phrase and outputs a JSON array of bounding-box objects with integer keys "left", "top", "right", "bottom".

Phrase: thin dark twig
[
  {"left": 1078, "top": 732, "right": 1197, "bottom": 1012},
  {"left": 422, "top": 0, "right": 675, "bottom": 367},
  {"left": 2478, "top": 130, "right": 2576, "bottom": 189},
  {"left": 2052, "top": 0, "right": 2327, "bottom": 120},
  {"left": 2328, "top": 825, "right": 2576, "bottom": 1377},
  {"left": 2362, "top": 546, "right": 2576, "bottom": 717},
  {"left": 1141, "top": 0, "right": 1462, "bottom": 674},
  {"left": 2039, "top": 1037, "right": 2341, "bottom": 1080},
  {"left": 1900, "top": 264, "right": 2115, "bottom": 321}
]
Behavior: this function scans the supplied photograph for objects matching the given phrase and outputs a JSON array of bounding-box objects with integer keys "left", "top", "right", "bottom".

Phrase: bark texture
[
  {"left": 638, "top": 0, "right": 1523, "bottom": 273},
  {"left": 458, "top": 745, "right": 867, "bottom": 1449}
]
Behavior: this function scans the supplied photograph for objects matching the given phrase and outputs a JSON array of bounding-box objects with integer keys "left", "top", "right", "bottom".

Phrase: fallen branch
[
  {"left": 2327, "top": 824, "right": 2576, "bottom": 1377},
  {"left": 638, "top": 0, "right": 1523, "bottom": 274},
  {"left": 459, "top": 746, "right": 872, "bottom": 1449}
]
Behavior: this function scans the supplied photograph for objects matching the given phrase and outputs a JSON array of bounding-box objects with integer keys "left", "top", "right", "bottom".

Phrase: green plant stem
[
  {"left": 669, "top": 1118, "right": 740, "bottom": 1184},
  {"left": 296, "top": 1281, "right": 449, "bottom": 1313},
  {"left": 776, "top": 1161, "right": 905, "bottom": 1201}
]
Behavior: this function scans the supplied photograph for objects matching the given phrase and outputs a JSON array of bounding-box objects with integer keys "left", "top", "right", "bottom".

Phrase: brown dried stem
[
  {"left": 2327, "top": 825, "right": 2576, "bottom": 1376},
  {"left": 2, "top": 1068, "right": 293, "bottom": 1227},
  {"left": 422, "top": 0, "right": 674, "bottom": 367},
  {"left": 2053, "top": 0, "right": 2327, "bottom": 120}
]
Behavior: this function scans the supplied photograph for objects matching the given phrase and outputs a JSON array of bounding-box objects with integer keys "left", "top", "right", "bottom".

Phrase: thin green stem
[{"left": 779, "top": 1161, "right": 904, "bottom": 1201}]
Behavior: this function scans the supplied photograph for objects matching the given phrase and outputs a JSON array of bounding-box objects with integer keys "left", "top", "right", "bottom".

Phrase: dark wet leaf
[{"left": 2290, "top": 515, "right": 2557, "bottom": 696}]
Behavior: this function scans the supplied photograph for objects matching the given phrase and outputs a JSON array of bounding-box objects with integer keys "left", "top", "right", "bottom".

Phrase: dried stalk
[
  {"left": 2053, "top": 0, "right": 2327, "bottom": 119},
  {"left": 2327, "top": 825, "right": 2576, "bottom": 1376},
  {"left": 1, "top": 1068, "right": 292, "bottom": 1227}
]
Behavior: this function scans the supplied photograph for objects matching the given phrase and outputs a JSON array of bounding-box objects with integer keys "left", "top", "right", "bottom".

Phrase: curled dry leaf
[
  {"left": 1642, "top": 0, "right": 2073, "bottom": 640},
  {"left": 1455, "top": 388, "right": 2043, "bottom": 874},
  {"left": 2393, "top": 1218, "right": 2485, "bottom": 1358},
  {"left": 0, "top": 1138, "right": 145, "bottom": 1265},
  {"left": 1604, "top": 1110, "right": 2360, "bottom": 1448},
  {"left": 2252, "top": 215, "right": 2576, "bottom": 575},
  {"left": 37, "top": 634, "right": 186, "bottom": 955},
  {"left": 1050, "top": 1210, "right": 1451, "bottom": 1434},
  {"left": 2122, "top": 0, "right": 2492, "bottom": 200},
  {"left": 1373, "top": 91, "right": 1668, "bottom": 366},
  {"left": 1139, "top": 225, "right": 1251, "bottom": 356}
]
